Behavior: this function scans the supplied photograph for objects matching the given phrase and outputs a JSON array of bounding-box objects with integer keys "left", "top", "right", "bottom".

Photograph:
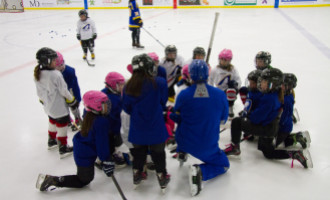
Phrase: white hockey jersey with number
[
  {"left": 208, "top": 65, "right": 242, "bottom": 91},
  {"left": 35, "top": 70, "right": 74, "bottom": 119},
  {"left": 159, "top": 55, "right": 185, "bottom": 87},
  {"left": 76, "top": 18, "right": 96, "bottom": 40}
]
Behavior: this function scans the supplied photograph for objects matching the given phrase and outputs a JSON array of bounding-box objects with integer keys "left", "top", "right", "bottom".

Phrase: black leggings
[
  {"left": 81, "top": 39, "right": 95, "bottom": 54},
  {"left": 130, "top": 143, "right": 166, "bottom": 174},
  {"left": 231, "top": 117, "right": 289, "bottom": 159},
  {"left": 131, "top": 28, "right": 140, "bottom": 44},
  {"left": 56, "top": 166, "right": 94, "bottom": 188}
]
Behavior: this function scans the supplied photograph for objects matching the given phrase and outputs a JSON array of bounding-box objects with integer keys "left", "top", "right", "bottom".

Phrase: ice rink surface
[{"left": 1, "top": 7, "right": 330, "bottom": 200}]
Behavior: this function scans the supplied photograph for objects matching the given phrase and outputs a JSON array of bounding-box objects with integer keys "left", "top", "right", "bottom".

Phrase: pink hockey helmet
[
  {"left": 182, "top": 64, "right": 189, "bottom": 80},
  {"left": 83, "top": 90, "right": 109, "bottom": 113},
  {"left": 127, "top": 64, "right": 133, "bottom": 74},
  {"left": 147, "top": 52, "right": 159, "bottom": 62},
  {"left": 219, "top": 49, "right": 233, "bottom": 60},
  {"left": 105, "top": 72, "right": 125, "bottom": 91},
  {"left": 55, "top": 51, "right": 64, "bottom": 67}
]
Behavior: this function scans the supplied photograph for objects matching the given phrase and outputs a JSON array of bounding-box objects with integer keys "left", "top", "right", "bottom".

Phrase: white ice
[{"left": 1, "top": 7, "right": 330, "bottom": 200}]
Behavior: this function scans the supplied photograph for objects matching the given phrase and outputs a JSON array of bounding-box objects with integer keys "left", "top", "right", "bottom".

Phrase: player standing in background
[
  {"left": 170, "top": 60, "right": 229, "bottom": 196},
  {"left": 34, "top": 47, "right": 77, "bottom": 158},
  {"left": 129, "top": 0, "right": 144, "bottom": 48},
  {"left": 159, "top": 45, "right": 185, "bottom": 102},
  {"left": 76, "top": 10, "right": 97, "bottom": 60},
  {"left": 55, "top": 52, "right": 82, "bottom": 131},
  {"left": 255, "top": 51, "right": 272, "bottom": 70},
  {"left": 123, "top": 54, "right": 170, "bottom": 192},
  {"left": 184, "top": 47, "right": 206, "bottom": 66},
  {"left": 208, "top": 49, "right": 241, "bottom": 118},
  {"left": 36, "top": 91, "right": 115, "bottom": 191}
]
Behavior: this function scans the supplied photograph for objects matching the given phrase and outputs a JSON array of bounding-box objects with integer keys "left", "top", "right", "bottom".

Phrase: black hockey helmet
[
  {"left": 258, "top": 68, "right": 283, "bottom": 92},
  {"left": 78, "top": 9, "right": 88, "bottom": 18},
  {"left": 36, "top": 47, "right": 58, "bottom": 67},
  {"left": 283, "top": 73, "right": 297, "bottom": 89},
  {"left": 255, "top": 51, "right": 271, "bottom": 69},
  {"left": 165, "top": 45, "right": 177, "bottom": 55},
  {"left": 193, "top": 47, "right": 206, "bottom": 59},
  {"left": 131, "top": 54, "right": 156, "bottom": 76},
  {"left": 247, "top": 69, "right": 262, "bottom": 83}
]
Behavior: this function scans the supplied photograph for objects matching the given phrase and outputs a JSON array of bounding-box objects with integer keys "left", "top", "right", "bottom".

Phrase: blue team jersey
[
  {"left": 61, "top": 65, "right": 81, "bottom": 102},
  {"left": 249, "top": 91, "right": 281, "bottom": 126},
  {"left": 173, "top": 83, "right": 228, "bottom": 156},
  {"left": 157, "top": 66, "right": 167, "bottom": 80},
  {"left": 247, "top": 90, "right": 263, "bottom": 112},
  {"left": 73, "top": 116, "right": 111, "bottom": 167},
  {"left": 279, "top": 94, "right": 294, "bottom": 133},
  {"left": 122, "top": 77, "right": 168, "bottom": 145},
  {"left": 129, "top": 0, "right": 142, "bottom": 30},
  {"left": 101, "top": 88, "right": 122, "bottom": 135}
]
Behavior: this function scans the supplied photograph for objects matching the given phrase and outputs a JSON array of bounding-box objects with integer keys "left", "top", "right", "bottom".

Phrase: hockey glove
[
  {"left": 66, "top": 97, "right": 79, "bottom": 110},
  {"left": 239, "top": 86, "right": 248, "bottom": 105},
  {"left": 76, "top": 34, "right": 81, "bottom": 40},
  {"left": 102, "top": 161, "right": 115, "bottom": 177},
  {"left": 226, "top": 88, "right": 237, "bottom": 102},
  {"left": 92, "top": 33, "right": 97, "bottom": 40},
  {"left": 228, "top": 80, "right": 238, "bottom": 89}
]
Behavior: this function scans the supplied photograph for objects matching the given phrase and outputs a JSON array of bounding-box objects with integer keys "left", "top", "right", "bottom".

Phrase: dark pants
[
  {"left": 81, "top": 39, "right": 95, "bottom": 54},
  {"left": 231, "top": 117, "right": 289, "bottom": 159},
  {"left": 130, "top": 143, "right": 167, "bottom": 174},
  {"left": 56, "top": 166, "right": 94, "bottom": 188},
  {"left": 109, "top": 133, "right": 123, "bottom": 155},
  {"left": 49, "top": 115, "right": 70, "bottom": 124},
  {"left": 131, "top": 28, "right": 140, "bottom": 44}
]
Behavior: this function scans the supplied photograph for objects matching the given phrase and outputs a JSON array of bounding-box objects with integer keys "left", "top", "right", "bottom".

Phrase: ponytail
[
  {"left": 34, "top": 64, "right": 42, "bottom": 81},
  {"left": 80, "top": 112, "right": 96, "bottom": 137},
  {"left": 278, "top": 88, "right": 284, "bottom": 104}
]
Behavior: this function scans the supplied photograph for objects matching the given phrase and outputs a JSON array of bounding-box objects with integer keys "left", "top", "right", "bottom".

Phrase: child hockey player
[
  {"left": 76, "top": 9, "right": 97, "bottom": 60},
  {"left": 175, "top": 64, "right": 191, "bottom": 100},
  {"left": 159, "top": 45, "right": 185, "bottom": 102},
  {"left": 36, "top": 91, "right": 114, "bottom": 191},
  {"left": 255, "top": 51, "right": 272, "bottom": 70},
  {"left": 184, "top": 47, "right": 206, "bottom": 66},
  {"left": 147, "top": 52, "right": 167, "bottom": 80},
  {"left": 170, "top": 60, "right": 230, "bottom": 196},
  {"left": 122, "top": 54, "right": 170, "bottom": 192},
  {"left": 224, "top": 68, "right": 313, "bottom": 168},
  {"left": 129, "top": 0, "right": 144, "bottom": 48},
  {"left": 276, "top": 73, "right": 311, "bottom": 150},
  {"left": 34, "top": 47, "right": 77, "bottom": 158},
  {"left": 55, "top": 52, "right": 82, "bottom": 131},
  {"left": 208, "top": 48, "right": 241, "bottom": 118},
  {"left": 101, "top": 72, "right": 127, "bottom": 168}
]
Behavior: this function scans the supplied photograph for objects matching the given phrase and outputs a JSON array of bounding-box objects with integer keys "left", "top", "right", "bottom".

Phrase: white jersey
[
  {"left": 208, "top": 65, "right": 242, "bottom": 91},
  {"left": 159, "top": 55, "right": 185, "bottom": 87},
  {"left": 35, "top": 70, "right": 74, "bottom": 119},
  {"left": 76, "top": 18, "right": 96, "bottom": 40},
  {"left": 120, "top": 110, "right": 133, "bottom": 149}
]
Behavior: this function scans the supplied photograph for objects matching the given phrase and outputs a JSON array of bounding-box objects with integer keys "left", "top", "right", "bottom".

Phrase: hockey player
[
  {"left": 36, "top": 91, "right": 115, "bottom": 191},
  {"left": 224, "top": 68, "right": 313, "bottom": 168},
  {"left": 208, "top": 49, "right": 242, "bottom": 118},
  {"left": 34, "top": 47, "right": 77, "bottom": 158},
  {"left": 55, "top": 52, "right": 82, "bottom": 131},
  {"left": 101, "top": 72, "right": 127, "bottom": 168},
  {"left": 159, "top": 45, "right": 185, "bottom": 102},
  {"left": 276, "top": 73, "right": 311, "bottom": 150},
  {"left": 175, "top": 64, "right": 191, "bottom": 100},
  {"left": 129, "top": 0, "right": 144, "bottom": 48},
  {"left": 76, "top": 9, "right": 97, "bottom": 60},
  {"left": 170, "top": 60, "right": 230, "bottom": 196},
  {"left": 122, "top": 54, "right": 170, "bottom": 192},
  {"left": 255, "top": 51, "right": 272, "bottom": 70},
  {"left": 184, "top": 46, "right": 206, "bottom": 66},
  {"left": 147, "top": 52, "right": 167, "bottom": 80}
]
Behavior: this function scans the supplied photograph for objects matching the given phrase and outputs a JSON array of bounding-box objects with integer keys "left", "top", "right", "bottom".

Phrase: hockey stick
[
  {"left": 142, "top": 27, "right": 165, "bottom": 48},
  {"left": 85, "top": 58, "right": 95, "bottom": 67},
  {"left": 205, "top": 12, "right": 220, "bottom": 64},
  {"left": 111, "top": 175, "right": 127, "bottom": 200}
]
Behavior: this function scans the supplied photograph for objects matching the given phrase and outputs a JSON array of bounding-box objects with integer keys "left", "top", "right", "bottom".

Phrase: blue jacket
[
  {"left": 122, "top": 77, "right": 168, "bottom": 145},
  {"left": 129, "top": 0, "right": 143, "bottom": 30},
  {"left": 61, "top": 65, "right": 81, "bottom": 102},
  {"left": 157, "top": 66, "right": 167, "bottom": 80},
  {"left": 73, "top": 116, "right": 111, "bottom": 167},
  {"left": 101, "top": 88, "right": 122, "bottom": 135},
  {"left": 171, "top": 83, "right": 228, "bottom": 156},
  {"left": 249, "top": 92, "right": 281, "bottom": 126},
  {"left": 247, "top": 90, "right": 263, "bottom": 112},
  {"left": 279, "top": 94, "right": 294, "bottom": 133}
]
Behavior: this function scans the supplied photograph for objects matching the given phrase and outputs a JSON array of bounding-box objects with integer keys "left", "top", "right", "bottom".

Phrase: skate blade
[
  {"left": 47, "top": 145, "right": 58, "bottom": 150},
  {"left": 161, "top": 188, "right": 166, "bottom": 194},
  {"left": 303, "top": 149, "right": 313, "bottom": 168},
  {"left": 226, "top": 154, "right": 241, "bottom": 160},
  {"left": 294, "top": 108, "right": 300, "bottom": 122},
  {"left": 36, "top": 174, "right": 46, "bottom": 190},
  {"left": 302, "top": 131, "right": 311, "bottom": 144},
  {"left": 115, "top": 163, "right": 127, "bottom": 169},
  {"left": 188, "top": 165, "right": 199, "bottom": 196},
  {"left": 166, "top": 144, "right": 177, "bottom": 151},
  {"left": 60, "top": 152, "right": 73, "bottom": 159}
]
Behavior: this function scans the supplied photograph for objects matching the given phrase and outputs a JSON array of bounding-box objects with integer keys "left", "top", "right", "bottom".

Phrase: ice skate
[
  {"left": 91, "top": 53, "right": 95, "bottom": 60},
  {"left": 135, "top": 43, "right": 144, "bottom": 49},
  {"left": 178, "top": 152, "right": 188, "bottom": 167},
  {"left": 94, "top": 157, "right": 103, "bottom": 170},
  {"left": 48, "top": 136, "right": 58, "bottom": 150},
  {"left": 83, "top": 53, "right": 87, "bottom": 60},
  {"left": 290, "top": 149, "right": 313, "bottom": 168},
  {"left": 166, "top": 136, "right": 177, "bottom": 151},
  {"left": 224, "top": 143, "right": 241, "bottom": 159},
  {"left": 157, "top": 172, "right": 170, "bottom": 194},
  {"left": 189, "top": 165, "right": 202, "bottom": 196},
  {"left": 58, "top": 141, "right": 73, "bottom": 159},
  {"left": 133, "top": 169, "right": 147, "bottom": 189},
  {"left": 113, "top": 152, "right": 127, "bottom": 169},
  {"left": 36, "top": 174, "right": 58, "bottom": 191},
  {"left": 277, "top": 131, "right": 311, "bottom": 150}
]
